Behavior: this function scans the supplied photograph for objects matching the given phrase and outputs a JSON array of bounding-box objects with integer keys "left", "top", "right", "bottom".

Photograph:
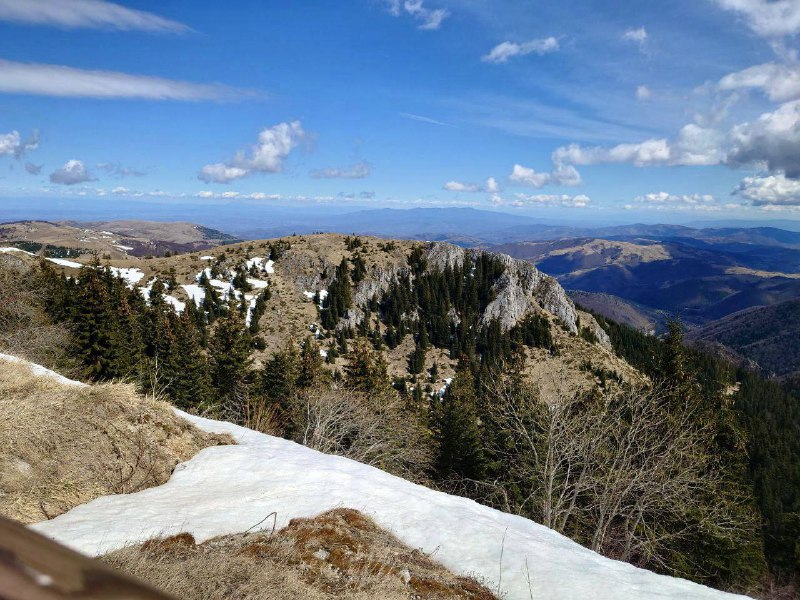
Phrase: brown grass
[
  {"left": 0, "top": 360, "right": 232, "bottom": 523},
  {"left": 103, "top": 508, "right": 500, "bottom": 600}
]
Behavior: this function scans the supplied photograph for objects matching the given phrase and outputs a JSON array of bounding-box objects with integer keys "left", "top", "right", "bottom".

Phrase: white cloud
[
  {"left": 509, "top": 163, "right": 582, "bottom": 188},
  {"left": 0, "top": 129, "right": 39, "bottom": 158},
  {"left": 111, "top": 186, "right": 130, "bottom": 194},
  {"left": 734, "top": 172, "right": 800, "bottom": 205},
  {"left": 198, "top": 164, "right": 249, "bottom": 184},
  {"left": 0, "top": 0, "right": 189, "bottom": 33},
  {"left": 552, "top": 124, "right": 724, "bottom": 168},
  {"left": 387, "top": 0, "right": 448, "bottom": 30},
  {"left": 727, "top": 100, "right": 800, "bottom": 177},
  {"left": 719, "top": 63, "right": 800, "bottom": 103},
  {"left": 399, "top": 112, "right": 455, "bottom": 127},
  {"left": 49, "top": 159, "right": 95, "bottom": 185},
  {"left": 196, "top": 190, "right": 215, "bottom": 198},
  {"left": 311, "top": 161, "right": 371, "bottom": 179},
  {"left": 711, "top": 0, "right": 800, "bottom": 37},
  {"left": 444, "top": 181, "right": 479, "bottom": 192},
  {"left": 199, "top": 121, "right": 307, "bottom": 184},
  {"left": 622, "top": 27, "right": 648, "bottom": 45},
  {"left": 443, "top": 177, "right": 501, "bottom": 193},
  {"left": 636, "top": 85, "right": 652, "bottom": 100},
  {"left": 485, "top": 177, "right": 500, "bottom": 193},
  {"left": 507, "top": 193, "right": 591, "bottom": 208},
  {"left": 634, "top": 192, "right": 717, "bottom": 205},
  {"left": 0, "top": 59, "right": 255, "bottom": 101},
  {"left": 481, "top": 37, "right": 559, "bottom": 64}
]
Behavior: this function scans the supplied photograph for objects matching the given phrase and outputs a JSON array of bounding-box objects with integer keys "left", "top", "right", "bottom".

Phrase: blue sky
[{"left": 1, "top": 0, "right": 800, "bottom": 224}]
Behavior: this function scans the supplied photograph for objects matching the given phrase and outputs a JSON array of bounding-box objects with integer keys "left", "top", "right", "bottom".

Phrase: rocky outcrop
[{"left": 424, "top": 243, "right": 579, "bottom": 334}]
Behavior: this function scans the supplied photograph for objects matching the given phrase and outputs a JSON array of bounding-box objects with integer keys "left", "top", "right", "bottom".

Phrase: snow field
[{"left": 32, "top": 408, "right": 752, "bottom": 600}]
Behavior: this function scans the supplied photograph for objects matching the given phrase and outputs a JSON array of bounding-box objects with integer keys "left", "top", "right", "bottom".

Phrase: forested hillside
[{"left": 1, "top": 235, "right": 798, "bottom": 598}]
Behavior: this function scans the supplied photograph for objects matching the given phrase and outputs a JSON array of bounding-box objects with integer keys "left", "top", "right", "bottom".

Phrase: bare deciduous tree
[{"left": 484, "top": 369, "right": 757, "bottom": 574}]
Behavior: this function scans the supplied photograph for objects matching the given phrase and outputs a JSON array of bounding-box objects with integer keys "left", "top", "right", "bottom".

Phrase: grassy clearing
[
  {"left": 0, "top": 359, "right": 232, "bottom": 523},
  {"left": 104, "top": 508, "right": 500, "bottom": 600}
]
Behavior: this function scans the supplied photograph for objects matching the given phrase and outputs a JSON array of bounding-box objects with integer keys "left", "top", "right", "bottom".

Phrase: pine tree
[
  {"left": 345, "top": 338, "right": 389, "bottom": 392},
  {"left": 168, "top": 311, "right": 213, "bottom": 410},
  {"left": 209, "top": 302, "right": 252, "bottom": 421},
  {"left": 433, "top": 366, "right": 486, "bottom": 480}
]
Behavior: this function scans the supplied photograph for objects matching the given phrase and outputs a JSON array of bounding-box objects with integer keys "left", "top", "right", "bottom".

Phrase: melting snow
[
  {"left": 0, "top": 247, "right": 34, "bottom": 255},
  {"left": 181, "top": 284, "right": 205, "bottom": 307},
  {"left": 108, "top": 267, "right": 145, "bottom": 286},
  {"left": 31, "top": 408, "right": 751, "bottom": 600},
  {"left": 46, "top": 258, "right": 83, "bottom": 269},
  {"left": 0, "top": 353, "right": 86, "bottom": 387}
]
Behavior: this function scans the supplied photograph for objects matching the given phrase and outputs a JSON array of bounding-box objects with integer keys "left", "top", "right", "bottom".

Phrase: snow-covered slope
[{"left": 29, "top": 404, "right": 751, "bottom": 600}]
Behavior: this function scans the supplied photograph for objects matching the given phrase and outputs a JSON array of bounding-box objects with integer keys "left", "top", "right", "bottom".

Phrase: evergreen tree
[
  {"left": 209, "top": 302, "right": 252, "bottom": 420},
  {"left": 433, "top": 366, "right": 486, "bottom": 481}
]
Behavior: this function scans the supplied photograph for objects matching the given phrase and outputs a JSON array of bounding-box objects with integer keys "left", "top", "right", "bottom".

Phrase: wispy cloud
[
  {"left": 25, "top": 162, "right": 42, "bottom": 175},
  {"left": 711, "top": 0, "right": 800, "bottom": 38},
  {"left": 481, "top": 37, "right": 559, "bottom": 64},
  {"left": 0, "top": 60, "right": 258, "bottom": 101},
  {"left": 199, "top": 121, "right": 307, "bottom": 184},
  {"left": 0, "top": 0, "right": 190, "bottom": 33},
  {"left": 310, "top": 161, "right": 371, "bottom": 179},
  {"left": 399, "top": 112, "right": 456, "bottom": 127},
  {"left": 622, "top": 26, "right": 648, "bottom": 46},
  {"left": 96, "top": 162, "right": 145, "bottom": 178},
  {"left": 386, "top": 0, "right": 448, "bottom": 30}
]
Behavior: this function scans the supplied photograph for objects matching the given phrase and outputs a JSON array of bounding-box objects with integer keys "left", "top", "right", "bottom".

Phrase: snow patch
[
  {"left": 181, "top": 284, "right": 205, "bottom": 307},
  {"left": 46, "top": 258, "right": 83, "bottom": 269},
  {"left": 108, "top": 267, "right": 145, "bottom": 286},
  {"left": 32, "top": 410, "right": 750, "bottom": 600},
  {"left": 0, "top": 353, "right": 86, "bottom": 388}
]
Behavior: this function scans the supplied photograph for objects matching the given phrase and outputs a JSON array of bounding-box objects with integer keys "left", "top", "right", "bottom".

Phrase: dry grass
[
  {"left": 103, "top": 508, "right": 500, "bottom": 600},
  {"left": 0, "top": 360, "right": 232, "bottom": 523}
]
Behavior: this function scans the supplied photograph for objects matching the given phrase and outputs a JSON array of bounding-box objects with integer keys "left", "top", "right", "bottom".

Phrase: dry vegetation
[
  {"left": 0, "top": 253, "right": 71, "bottom": 369},
  {"left": 104, "top": 508, "right": 500, "bottom": 600},
  {"left": 0, "top": 359, "right": 231, "bottom": 523}
]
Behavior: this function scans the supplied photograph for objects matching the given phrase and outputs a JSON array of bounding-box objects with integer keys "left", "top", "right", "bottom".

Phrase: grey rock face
[{"left": 424, "top": 244, "right": 579, "bottom": 333}]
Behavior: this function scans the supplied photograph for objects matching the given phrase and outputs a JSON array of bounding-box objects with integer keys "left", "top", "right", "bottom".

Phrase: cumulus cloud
[
  {"left": 485, "top": 177, "right": 500, "bottom": 193},
  {"left": 310, "top": 161, "right": 371, "bottom": 179},
  {"left": 198, "top": 121, "right": 307, "bottom": 184},
  {"left": 386, "top": 0, "right": 448, "bottom": 30},
  {"left": 509, "top": 163, "right": 582, "bottom": 188},
  {"left": 711, "top": 0, "right": 800, "bottom": 37},
  {"left": 552, "top": 124, "right": 724, "bottom": 168},
  {"left": 198, "top": 164, "right": 249, "bottom": 184},
  {"left": 734, "top": 172, "right": 800, "bottom": 205},
  {"left": 0, "top": 0, "right": 189, "bottom": 33},
  {"left": 719, "top": 63, "right": 800, "bottom": 103},
  {"left": 25, "top": 162, "right": 42, "bottom": 175},
  {"left": 49, "top": 159, "right": 95, "bottom": 185},
  {"left": 636, "top": 85, "right": 652, "bottom": 100},
  {"left": 727, "top": 99, "right": 800, "bottom": 177},
  {"left": 0, "top": 129, "right": 39, "bottom": 158},
  {"left": 443, "top": 177, "right": 501, "bottom": 193},
  {"left": 444, "top": 181, "right": 479, "bottom": 192},
  {"left": 622, "top": 26, "right": 648, "bottom": 45},
  {"left": 0, "top": 59, "right": 255, "bottom": 101},
  {"left": 481, "top": 37, "right": 559, "bottom": 64}
]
